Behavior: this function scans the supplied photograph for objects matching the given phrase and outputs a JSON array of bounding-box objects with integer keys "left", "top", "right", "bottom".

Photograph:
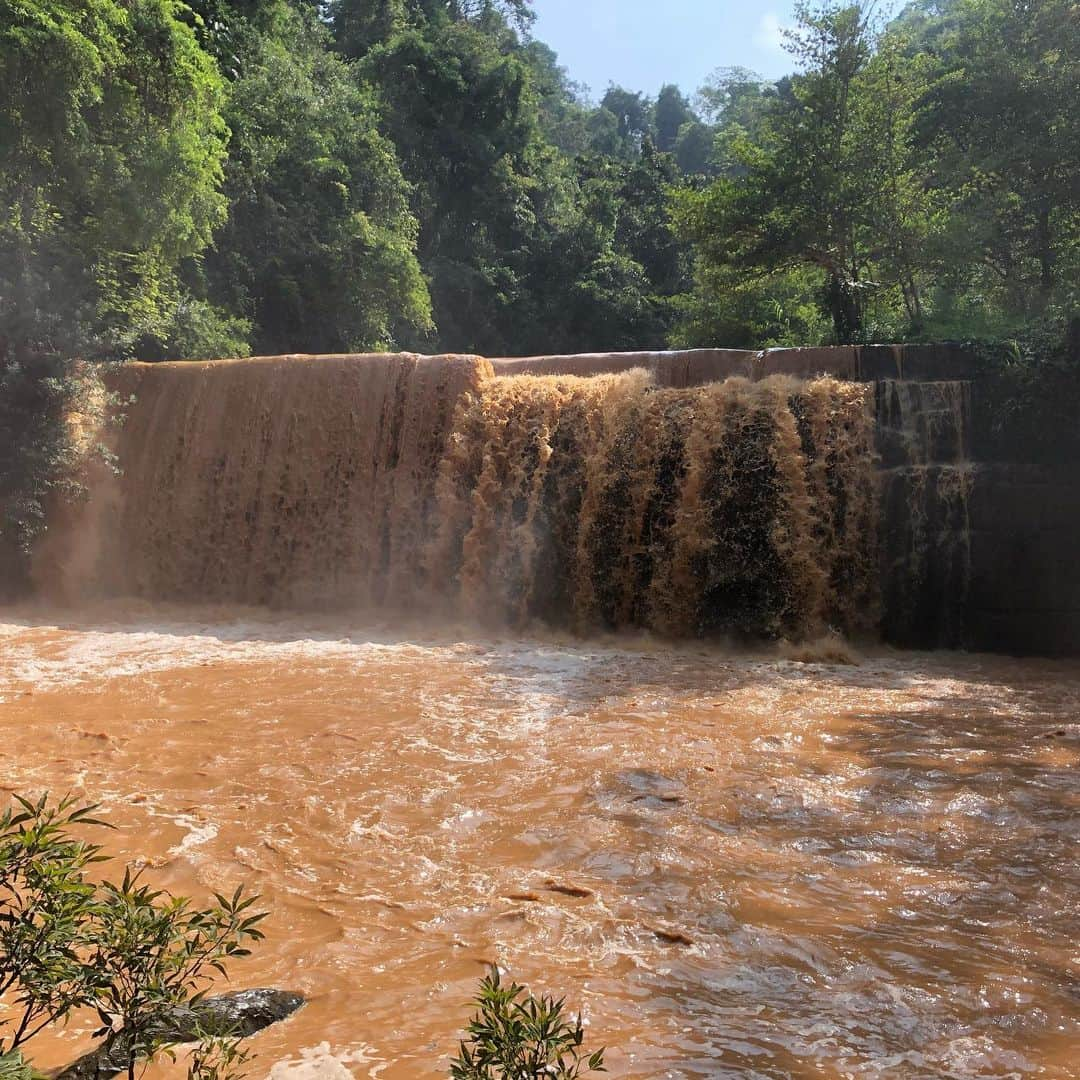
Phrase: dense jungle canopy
[{"left": 1, "top": 0, "right": 1076, "bottom": 362}]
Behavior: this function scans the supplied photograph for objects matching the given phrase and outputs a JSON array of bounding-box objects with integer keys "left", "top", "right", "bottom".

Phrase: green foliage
[
  {"left": 520, "top": 42, "right": 593, "bottom": 156},
  {"left": 205, "top": 2, "right": 431, "bottom": 353},
  {"left": 0, "top": 1051, "right": 34, "bottom": 1080},
  {"left": 91, "top": 873, "right": 265, "bottom": 1080},
  {"left": 0, "top": 794, "right": 109, "bottom": 1052},
  {"left": 653, "top": 85, "right": 694, "bottom": 154},
  {"left": 1, "top": 0, "right": 1074, "bottom": 369},
  {"left": 672, "top": 121, "right": 716, "bottom": 177},
  {"left": 673, "top": 2, "right": 921, "bottom": 343},
  {"left": 516, "top": 147, "right": 688, "bottom": 353},
  {"left": 673, "top": 0, "right": 1078, "bottom": 350},
  {"left": 0, "top": 0, "right": 229, "bottom": 360},
  {"left": 671, "top": 264, "right": 832, "bottom": 349},
  {"left": 151, "top": 298, "right": 252, "bottom": 363},
  {"left": 914, "top": 0, "right": 1080, "bottom": 324},
  {"left": 358, "top": 17, "right": 542, "bottom": 352},
  {"left": 0, "top": 793, "right": 265, "bottom": 1080},
  {"left": 186, "top": 1031, "right": 253, "bottom": 1080},
  {"left": 451, "top": 968, "right": 605, "bottom": 1080},
  {"left": 599, "top": 86, "right": 654, "bottom": 159}
]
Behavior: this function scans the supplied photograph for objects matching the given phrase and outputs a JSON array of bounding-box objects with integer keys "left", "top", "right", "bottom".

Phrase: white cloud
[{"left": 754, "top": 12, "right": 788, "bottom": 53}]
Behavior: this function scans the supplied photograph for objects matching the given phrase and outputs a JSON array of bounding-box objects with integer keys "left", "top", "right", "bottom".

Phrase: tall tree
[
  {"left": 521, "top": 147, "right": 689, "bottom": 353},
  {"left": 356, "top": 14, "right": 550, "bottom": 352},
  {"left": 197, "top": 1, "right": 431, "bottom": 354},
  {"left": 0, "top": 0, "right": 230, "bottom": 361},
  {"left": 672, "top": 2, "right": 934, "bottom": 342},
  {"left": 918, "top": 0, "right": 1080, "bottom": 322},
  {"left": 653, "top": 84, "right": 695, "bottom": 153},
  {"left": 599, "top": 86, "right": 654, "bottom": 158}
]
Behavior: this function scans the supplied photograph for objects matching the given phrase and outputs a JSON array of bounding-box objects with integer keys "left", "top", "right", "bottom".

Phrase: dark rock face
[
  {"left": 965, "top": 464, "right": 1080, "bottom": 655},
  {"left": 57, "top": 989, "right": 305, "bottom": 1080},
  {"left": 874, "top": 369, "right": 1080, "bottom": 656}
]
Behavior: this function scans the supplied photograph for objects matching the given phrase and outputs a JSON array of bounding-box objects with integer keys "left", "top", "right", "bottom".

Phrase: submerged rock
[
  {"left": 57, "top": 989, "right": 305, "bottom": 1080},
  {"left": 544, "top": 880, "right": 594, "bottom": 899}
]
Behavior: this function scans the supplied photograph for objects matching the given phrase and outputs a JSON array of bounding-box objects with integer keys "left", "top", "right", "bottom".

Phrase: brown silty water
[
  {"left": 42, "top": 357, "right": 880, "bottom": 640},
  {"left": 4, "top": 355, "right": 1078, "bottom": 1078}
]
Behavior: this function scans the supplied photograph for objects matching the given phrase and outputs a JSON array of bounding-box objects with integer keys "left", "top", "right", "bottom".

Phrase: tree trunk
[
  {"left": 1036, "top": 204, "right": 1054, "bottom": 309},
  {"left": 900, "top": 276, "right": 924, "bottom": 333},
  {"left": 825, "top": 273, "right": 862, "bottom": 343}
]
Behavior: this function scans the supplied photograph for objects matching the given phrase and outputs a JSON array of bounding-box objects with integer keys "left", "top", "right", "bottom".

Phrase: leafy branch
[
  {"left": 0, "top": 793, "right": 266, "bottom": 1080},
  {"left": 451, "top": 967, "right": 605, "bottom": 1080}
]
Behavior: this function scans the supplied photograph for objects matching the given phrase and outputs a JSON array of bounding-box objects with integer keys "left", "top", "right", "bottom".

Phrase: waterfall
[
  {"left": 40, "top": 355, "right": 887, "bottom": 640},
  {"left": 432, "top": 372, "right": 877, "bottom": 638},
  {"left": 40, "top": 354, "right": 490, "bottom": 610}
]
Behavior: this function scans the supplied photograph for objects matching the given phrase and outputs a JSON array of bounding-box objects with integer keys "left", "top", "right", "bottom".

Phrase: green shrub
[
  {"left": 451, "top": 967, "right": 605, "bottom": 1079},
  {"left": 0, "top": 793, "right": 265, "bottom": 1080}
]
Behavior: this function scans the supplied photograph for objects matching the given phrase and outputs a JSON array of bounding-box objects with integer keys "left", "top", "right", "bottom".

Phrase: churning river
[{"left": 1, "top": 606, "right": 1076, "bottom": 1079}]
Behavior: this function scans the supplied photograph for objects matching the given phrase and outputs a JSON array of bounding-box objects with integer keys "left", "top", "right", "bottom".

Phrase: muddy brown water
[
  {"left": 46, "top": 362, "right": 881, "bottom": 642},
  {"left": 0, "top": 607, "right": 1077, "bottom": 1078}
]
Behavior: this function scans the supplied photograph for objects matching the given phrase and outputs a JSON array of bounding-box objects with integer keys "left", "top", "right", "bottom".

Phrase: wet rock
[
  {"left": 57, "top": 989, "right": 305, "bottom": 1080},
  {"left": 630, "top": 793, "right": 683, "bottom": 807},
  {"left": 544, "top": 880, "right": 593, "bottom": 899},
  {"left": 650, "top": 926, "right": 695, "bottom": 947}
]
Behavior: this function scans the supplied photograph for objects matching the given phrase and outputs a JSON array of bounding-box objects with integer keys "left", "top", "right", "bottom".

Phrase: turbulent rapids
[
  {"left": 0, "top": 611, "right": 1077, "bottom": 1079},
  {"left": 6, "top": 352, "right": 1078, "bottom": 1078},
  {"left": 44, "top": 355, "right": 880, "bottom": 641}
]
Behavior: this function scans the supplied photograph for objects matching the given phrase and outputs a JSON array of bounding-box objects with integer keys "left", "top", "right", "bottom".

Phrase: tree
[
  {"left": 520, "top": 41, "right": 592, "bottom": 156},
  {"left": 0, "top": 0, "right": 230, "bottom": 361},
  {"left": 357, "top": 17, "right": 548, "bottom": 353},
  {"left": 673, "top": 121, "right": 716, "bottom": 176},
  {"left": 517, "top": 146, "right": 688, "bottom": 353},
  {"left": 653, "top": 84, "right": 694, "bottom": 153},
  {"left": 0, "top": 794, "right": 265, "bottom": 1080},
  {"left": 91, "top": 872, "right": 265, "bottom": 1080},
  {"left": 329, "top": 0, "right": 533, "bottom": 60},
  {"left": 695, "top": 66, "right": 774, "bottom": 174},
  {"left": 696, "top": 66, "right": 774, "bottom": 130},
  {"left": 598, "top": 86, "right": 653, "bottom": 158},
  {"left": 331, "top": 0, "right": 703, "bottom": 355},
  {"left": 199, "top": 2, "right": 431, "bottom": 354},
  {"left": 672, "top": 2, "right": 936, "bottom": 343},
  {"left": 0, "top": 0, "right": 237, "bottom": 585},
  {"left": 916, "top": 0, "right": 1080, "bottom": 325}
]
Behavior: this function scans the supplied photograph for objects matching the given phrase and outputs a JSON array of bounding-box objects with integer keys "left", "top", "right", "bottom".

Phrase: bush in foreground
[
  {"left": 0, "top": 794, "right": 265, "bottom": 1080},
  {"left": 452, "top": 967, "right": 605, "bottom": 1079}
]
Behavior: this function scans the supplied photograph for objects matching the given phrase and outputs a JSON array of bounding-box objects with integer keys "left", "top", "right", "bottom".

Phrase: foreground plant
[
  {"left": 0, "top": 793, "right": 266, "bottom": 1080},
  {"left": 451, "top": 967, "right": 605, "bottom": 1079}
]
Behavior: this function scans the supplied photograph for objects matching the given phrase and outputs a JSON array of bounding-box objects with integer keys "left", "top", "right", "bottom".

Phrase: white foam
[
  {"left": 267, "top": 1042, "right": 385, "bottom": 1080},
  {"left": 167, "top": 817, "right": 219, "bottom": 856}
]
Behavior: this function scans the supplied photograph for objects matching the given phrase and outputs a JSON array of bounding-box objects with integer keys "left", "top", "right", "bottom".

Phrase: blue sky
[{"left": 531, "top": 0, "right": 804, "bottom": 99}]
